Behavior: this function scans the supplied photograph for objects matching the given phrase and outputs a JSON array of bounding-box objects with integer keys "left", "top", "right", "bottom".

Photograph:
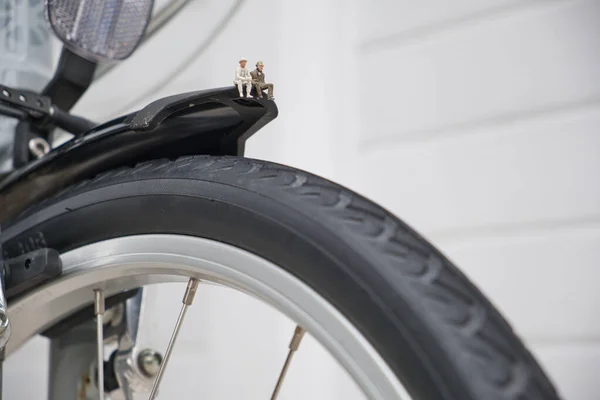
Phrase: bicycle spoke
[
  {"left": 148, "top": 278, "right": 199, "bottom": 400},
  {"left": 270, "top": 325, "right": 306, "bottom": 400},
  {"left": 94, "top": 289, "right": 105, "bottom": 400}
]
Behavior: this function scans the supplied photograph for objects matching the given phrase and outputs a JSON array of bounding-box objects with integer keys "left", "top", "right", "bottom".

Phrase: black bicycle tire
[{"left": 1, "top": 155, "right": 561, "bottom": 400}]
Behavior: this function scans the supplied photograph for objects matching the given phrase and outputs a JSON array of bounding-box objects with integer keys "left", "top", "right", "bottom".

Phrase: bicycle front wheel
[{"left": 1, "top": 156, "right": 560, "bottom": 400}]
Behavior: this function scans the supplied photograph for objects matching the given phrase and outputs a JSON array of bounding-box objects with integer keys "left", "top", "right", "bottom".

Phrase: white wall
[{"left": 4, "top": 1, "right": 599, "bottom": 399}]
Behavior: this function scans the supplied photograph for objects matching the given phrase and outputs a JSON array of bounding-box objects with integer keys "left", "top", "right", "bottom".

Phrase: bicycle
[{"left": 0, "top": 0, "right": 562, "bottom": 399}]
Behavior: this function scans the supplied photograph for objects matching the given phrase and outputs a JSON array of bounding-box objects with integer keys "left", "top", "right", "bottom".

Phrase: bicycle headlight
[{"left": 46, "top": 0, "right": 155, "bottom": 62}]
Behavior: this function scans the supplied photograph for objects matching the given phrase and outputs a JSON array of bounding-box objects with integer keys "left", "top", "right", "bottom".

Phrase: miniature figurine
[
  {"left": 251, "top": 61, "right": 274, "bottom": 100},
  {"left": 234, "top": 57, "right": 253, "bottom": 98}
]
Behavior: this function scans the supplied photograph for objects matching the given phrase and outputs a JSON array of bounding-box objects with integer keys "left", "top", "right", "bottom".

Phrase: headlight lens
[{"left": 47, "top": 0, "right": 154, "bottom": 61}]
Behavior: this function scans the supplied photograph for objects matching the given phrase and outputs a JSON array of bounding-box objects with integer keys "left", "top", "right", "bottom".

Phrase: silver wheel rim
[{"left": 6, "top": 234, "right": 411, "bottom": 400}]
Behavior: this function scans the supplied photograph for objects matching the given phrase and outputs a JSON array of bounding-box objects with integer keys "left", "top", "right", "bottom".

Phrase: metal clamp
[{"left": 111, "top": 288, "right": 163, "bottom": 398}]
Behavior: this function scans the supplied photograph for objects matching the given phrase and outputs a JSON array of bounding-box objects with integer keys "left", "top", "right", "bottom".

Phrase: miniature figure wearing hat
[
  {"left": 234, "top": 57, "right": 253, "bottom": 98},
  {"left": 250, "top": 61, "right": 274, "bottom": 100}
]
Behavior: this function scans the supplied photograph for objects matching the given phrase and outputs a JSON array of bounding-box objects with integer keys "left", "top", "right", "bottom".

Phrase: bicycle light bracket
[{"left": 0, "top": 83, "right": 96, "bottom": 135}]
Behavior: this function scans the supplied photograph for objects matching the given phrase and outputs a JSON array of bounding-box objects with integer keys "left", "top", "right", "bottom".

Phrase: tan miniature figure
[
  {"left": 251, "top": 61, "right": 274, "bottom": 100},
  {"left": 235, "top": 57, "right": 253, "bottom": 98}
]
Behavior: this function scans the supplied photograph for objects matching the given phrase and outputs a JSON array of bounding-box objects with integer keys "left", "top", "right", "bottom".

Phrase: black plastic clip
[{"left": 2, "top": 248, "right": 63, "bottom": 299}]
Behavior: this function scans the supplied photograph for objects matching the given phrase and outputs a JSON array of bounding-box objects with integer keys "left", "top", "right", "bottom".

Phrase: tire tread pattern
[{"left": 16, "top": 155, "right": 561, "bottom": 400}]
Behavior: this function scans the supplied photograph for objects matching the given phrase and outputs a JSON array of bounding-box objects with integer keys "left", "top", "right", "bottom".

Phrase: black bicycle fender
[{"left": 0, "top": 86, "right": 278, "bottom": 223}]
